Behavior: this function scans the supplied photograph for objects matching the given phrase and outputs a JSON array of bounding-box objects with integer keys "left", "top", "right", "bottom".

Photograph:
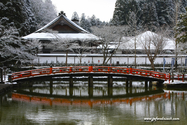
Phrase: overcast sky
[{"left": 51, "top": 0, "right": 116, "bottom": 22}]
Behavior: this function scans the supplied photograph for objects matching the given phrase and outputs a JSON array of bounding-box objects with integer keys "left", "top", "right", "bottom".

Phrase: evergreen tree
[
  {"left": 140, "top": 1, "right": 159, "bottom": 31},
  {"left": 30, "top": 0, "right": 57, "bottom": 29},
  {"left": 0, "top": 22, "right": 36, "bottom": 66},
  {"left": 0, "top": 0, "right": 37, "bottom": 36},
  {"left": 112, "top": 0, "right": 187, "bottom": 31},
  {"left": 71, "top": 11, "right": 79, "bottom": 21},
  {"left": 80, "top": 13, "right": 91, "bottom": 32},
  {"left": 71, "top": 11, "right": 79, "bottom": 25},
  {"left": 112, "top": 0, "right": 139, "bottom": 25},
  {"left": 90, "top": 15, "right": 97, "bottom": 26},
  {"left": 175, "top": 8, "right": 187, "bottom": 44}
]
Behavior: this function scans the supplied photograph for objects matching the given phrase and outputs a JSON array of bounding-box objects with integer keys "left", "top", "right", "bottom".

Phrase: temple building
[{"left": 23, "top": 11, "right": 99, "bottom": 53}]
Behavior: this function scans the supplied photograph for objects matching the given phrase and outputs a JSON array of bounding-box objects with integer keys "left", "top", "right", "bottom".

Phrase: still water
[{"left": 0, "top": 81, "right": 187, "bottom": 125}]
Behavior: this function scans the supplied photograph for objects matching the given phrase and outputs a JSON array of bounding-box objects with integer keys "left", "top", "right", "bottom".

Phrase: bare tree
[
  {"left": 91, "top": 26, "right": 124, "bottom": 65},
  {"left": 48, "top": 31, "right": 98, "bottom": 66},
  {"left": 139, "top": 29, "right": 168, "bottom": 70},
  {"left": 72, "top": 40, "right": 94, "bottom": 65},
  {"left": 50, "top": 33, "right": 74, "bottom": 66}
]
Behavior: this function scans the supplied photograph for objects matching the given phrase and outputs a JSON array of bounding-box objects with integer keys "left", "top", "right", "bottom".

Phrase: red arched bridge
[{"left": 11, "top": 66, "right": 170, "bottom": 83}]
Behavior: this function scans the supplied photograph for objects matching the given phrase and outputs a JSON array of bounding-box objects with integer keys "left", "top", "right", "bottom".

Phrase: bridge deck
[{"left": 11, "top": 66, "right": 169, "bottom": 82}]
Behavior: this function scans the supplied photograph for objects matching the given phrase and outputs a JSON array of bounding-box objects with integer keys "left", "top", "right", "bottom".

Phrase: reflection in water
[
  {"left": 16, "top": 86, "right": 154, "bottom": 97},
  {"left": 1, "top": 81, "right": 187, "bottom": 124},
  {"left": 11, "top": 92, "right": 168, "bottom": 107}
]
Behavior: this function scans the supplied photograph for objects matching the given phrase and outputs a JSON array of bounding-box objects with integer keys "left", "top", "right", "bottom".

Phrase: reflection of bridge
[
  {"left": 12, "top": 91, "right": 168, "bottom": 107},
  {"left": 11, "top": 66, "right": 169, "bottom": 87},
  {"left": 14, "top": 87, "right": 164, "bottom": 99}
]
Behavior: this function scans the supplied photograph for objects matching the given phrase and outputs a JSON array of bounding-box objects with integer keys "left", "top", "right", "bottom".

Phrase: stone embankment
[{"left": 0, "top": 84, "right": 13, "bottom": 95}]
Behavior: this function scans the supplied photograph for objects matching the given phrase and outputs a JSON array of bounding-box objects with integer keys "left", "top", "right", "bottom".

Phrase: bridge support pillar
[
  {"left": 108, "top": 87, "right": 113, "bottom": 96},
  {"left": 129, "top": 87, "right": 132, "bottom": 94},
  {"left": 126, "top": 87, "right": 128, "bottom": 94},
  {"left": 129, "top": 80, "right": 132, "bottom": 87},
  {"left": 69, "top": 75, "right": 73, "bottom": 87},
  {"left": 126, "top": 79, "right": 129, "bottom": 88},
  {"left": 50, "top": 80, "right": 53, "bottom": 95},
  {"left": 149, "top": 81, "right": 152, "bottom": 88},
  {"left": 69, "top": 86, "right": 73, "bottom": 96},
  {"left": 88, "top": 75, "right": 93, "bottom": 87},
  {"left": 88, "top": 87, "right": 93, "bottom": 97},
  {"left": 145, "top": 81, "right": 148, "bottom": 88},
  {"left": 108, "top": 75, "right": 113, "bottom": 87},
  {"left": 156, "top": 81, "right": 164, "bottom": 87},
  {"left": 145, "top": 81, "right": 148, "bottom": 91}
]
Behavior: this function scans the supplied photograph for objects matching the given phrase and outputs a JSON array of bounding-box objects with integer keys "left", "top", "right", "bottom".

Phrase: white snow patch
[
  {"left": 163, "top": 80, "right": 187, "bottom": 84},
  {"left": 22, "top": 33, "right": 99, "bottom": 41}
]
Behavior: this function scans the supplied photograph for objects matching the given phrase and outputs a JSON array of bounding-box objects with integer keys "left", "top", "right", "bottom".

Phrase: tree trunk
[
  {"left": 66, "top": 50, "right": 68, "bottom": 66},
  {"left": 150, "top": 60, "right": 155, "bottom": 71}
]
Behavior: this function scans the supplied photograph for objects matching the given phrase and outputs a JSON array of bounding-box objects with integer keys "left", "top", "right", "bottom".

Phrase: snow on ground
[
  {"left": 163, "top": 80, "right": 187, "bottom": 84},
  {"left": 164, "top": 89, "right": 187, "bottom": 93}
]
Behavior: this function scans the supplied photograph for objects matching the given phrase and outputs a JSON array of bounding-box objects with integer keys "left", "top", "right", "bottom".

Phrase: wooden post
[
  {"left": 129, "top": 87, "right": 132, "bottom": 94},
  {"left": 145, "top": 81, "right": 148, "bottom": 88},
  {"left": 126, "top": 85, "right": 129, "bottom": 94},
  {"left": 108, "top": 87, "right": 113, "bottom": 96},
  {"left": 56, "top": 57, "right": 58, "bottom": 64},
  {"left": 149, "top": 81, "right": 152, "bottom": 88},
  {"left": 108, "top": 75, "right": 113, "bottom": 87},
  {"left": 126, "top": 79, "right": 129, "bottom": 88},
  {"left": 89, "top": 66, "right": 93, "bottom": 72},
  {"left": 69, "top": 86, "right": 73, "bottom": 97},
  {"left": 50, "top": 79, "right": 53, "bottom": 95},
  {"left": 129, "top": 80, "right": 132, "bottom": 87},
  {"left": 130, "top": 67, "right": 132, "bottom": 74},
  {"left": 69, "top": 75, "right": 73, "bottom": 87},
  {"left": 88, "top": 75, "right": 93, "bottom": 87},
  {"left": 88, "top": 87, "right": 93, "bottom": 97},
  {"left": 50, "top": 66, "right": 53, "bottom": 74}
]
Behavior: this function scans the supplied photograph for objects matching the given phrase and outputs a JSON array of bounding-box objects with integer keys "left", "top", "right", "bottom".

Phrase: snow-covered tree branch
[{"left": 0, "top": 23, "right": 38, "bottom": 66}]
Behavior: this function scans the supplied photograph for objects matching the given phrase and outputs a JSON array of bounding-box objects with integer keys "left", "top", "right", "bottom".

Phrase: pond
[{"left": 0, "top": 81, "right": 186, "bottom": 125}]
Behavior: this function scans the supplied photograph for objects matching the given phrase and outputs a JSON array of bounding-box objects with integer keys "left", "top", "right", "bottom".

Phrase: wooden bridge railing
[{"left": 11, "top": 66, "right": 169, "bottom": 81}]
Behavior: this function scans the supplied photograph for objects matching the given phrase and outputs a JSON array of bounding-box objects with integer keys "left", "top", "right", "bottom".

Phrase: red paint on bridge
[{"left": 11, "top": 66, "right": 169, "bottom": 81}]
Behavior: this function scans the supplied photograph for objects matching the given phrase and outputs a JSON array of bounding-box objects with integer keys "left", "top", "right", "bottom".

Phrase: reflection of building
[{"left": 23, "top": 12, "right": 99, "bottom": 53}]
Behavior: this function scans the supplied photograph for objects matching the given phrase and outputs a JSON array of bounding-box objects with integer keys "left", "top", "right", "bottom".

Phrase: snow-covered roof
[
  {"left": 119, "top": 31, "right": 175, "bottom": 50},
  {"left": 22, "top": 14, "right": 100, "bottom": 41},
  {"left": 35, "top": 14, "right": 88, "bottom": 33},
  {"left": 22, "top": 33, "right": 99, "bottom": 41}
]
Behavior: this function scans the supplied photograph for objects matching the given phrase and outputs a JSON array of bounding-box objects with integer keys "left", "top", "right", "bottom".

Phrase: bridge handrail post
[
  {"left": 130, "top": 67, "right": 132, "bottom": 74},
  {"left": 89, "top": 66, "right": 93, "bottom": 72},
  {"left": 50, "top": 66, "right": 53, "bottom": 74},
  {"left": 30, "top": 71, "right": 32, "bottom": 77},
  {"left": 108, "top": 67, "right": 111, "bottom": 72},
  {"left": 69, "top": 67, "right": 72, "bottom": 72}
]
